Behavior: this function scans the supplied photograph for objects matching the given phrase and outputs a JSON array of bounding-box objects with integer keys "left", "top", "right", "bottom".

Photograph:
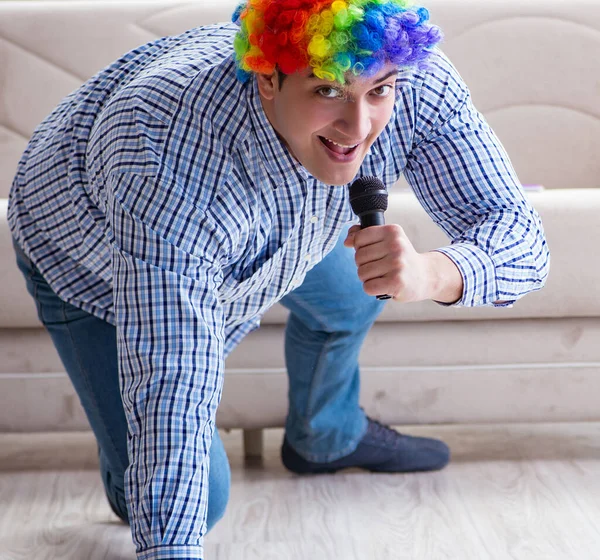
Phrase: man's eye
[
  {"left": 372, "top": 84, "right": 393, "bottom": 97},
  {"left": 317, "top": 86, "right": 343, "bottom": 99}
]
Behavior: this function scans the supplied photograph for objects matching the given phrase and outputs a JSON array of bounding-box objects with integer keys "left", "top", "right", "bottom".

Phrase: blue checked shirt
[{"left": 8, "top": 23, "right": 548, "bottom": 560}]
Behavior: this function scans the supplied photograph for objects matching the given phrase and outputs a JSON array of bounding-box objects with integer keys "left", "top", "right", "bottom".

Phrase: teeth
[{"left": 324, "top": 137, "right": 359, "bottom": 149}]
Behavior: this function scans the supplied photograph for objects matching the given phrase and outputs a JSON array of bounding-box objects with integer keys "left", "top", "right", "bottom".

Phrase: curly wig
[{"left": 232, "top": 0, "right": 443, "bottom": 83}]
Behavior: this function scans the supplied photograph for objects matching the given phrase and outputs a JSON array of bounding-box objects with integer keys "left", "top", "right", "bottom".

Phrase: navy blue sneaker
[{"left": 281, "top": 418, "right": 450, "bottom": 474}]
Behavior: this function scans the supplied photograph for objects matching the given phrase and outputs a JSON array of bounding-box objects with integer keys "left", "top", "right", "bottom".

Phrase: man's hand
[{"left": 344, "top": 224, "right": 464, "bottom": 304}]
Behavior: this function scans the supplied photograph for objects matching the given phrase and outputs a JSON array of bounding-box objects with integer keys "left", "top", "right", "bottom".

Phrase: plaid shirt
[{"left": 8, "top": 23, "right": 549, "bottom": 560}]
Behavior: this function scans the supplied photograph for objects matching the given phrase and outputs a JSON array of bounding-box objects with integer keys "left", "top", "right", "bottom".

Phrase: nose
[{"left": 334, "top": 98, "right": 371, "bottom": 142}]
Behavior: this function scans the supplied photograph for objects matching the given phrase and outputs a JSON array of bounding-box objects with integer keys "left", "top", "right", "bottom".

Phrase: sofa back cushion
[{"left": 1, "top": 0, "right": 599, "bottom": 198}]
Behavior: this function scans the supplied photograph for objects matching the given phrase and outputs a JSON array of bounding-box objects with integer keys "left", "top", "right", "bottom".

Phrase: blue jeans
[
  {"left": 12, "top": 239, "right": 230, "bottom": 529},
  {"left": 13, "top": 225, "right": 384, "bottom": 514},
  {"left": 280, "top": 227, "right": 386, "bottom": 462}
]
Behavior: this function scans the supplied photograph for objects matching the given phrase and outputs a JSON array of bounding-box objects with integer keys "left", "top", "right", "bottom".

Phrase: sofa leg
[{"left": 243, "top": 429, "right": 263, "bottom": 459}]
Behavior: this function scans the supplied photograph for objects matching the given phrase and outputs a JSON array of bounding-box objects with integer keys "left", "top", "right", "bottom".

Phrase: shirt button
[
  {"left": 310, "top": 216, "right": 319, "bottom": 224},
  {"left": 474, "top": 295, "right": 481, "bottom": 303}
]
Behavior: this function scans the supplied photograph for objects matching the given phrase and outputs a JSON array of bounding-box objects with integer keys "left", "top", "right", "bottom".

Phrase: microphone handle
[
  {"left": 359, "top": 211, "right": 392, "bottom": 301},
  {"left": 359, "top": 211, "right": 386, "bottom": 228}
]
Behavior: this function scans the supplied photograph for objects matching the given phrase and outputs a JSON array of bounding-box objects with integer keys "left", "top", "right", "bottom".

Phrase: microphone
[{"left": 348, "top": 176, "right": 392, "bottom": 301}]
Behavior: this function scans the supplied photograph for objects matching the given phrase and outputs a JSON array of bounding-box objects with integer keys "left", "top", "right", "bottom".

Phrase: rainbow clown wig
[{"left": 232, "top": 0, "right": 443, "bottom": 84}]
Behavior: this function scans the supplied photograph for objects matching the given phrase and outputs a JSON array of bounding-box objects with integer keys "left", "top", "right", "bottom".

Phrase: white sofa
[{"left": 1, "top": 0, "right": 600, "bottom": 440}]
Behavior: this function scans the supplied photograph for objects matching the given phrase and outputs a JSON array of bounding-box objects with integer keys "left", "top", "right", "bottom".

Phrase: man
[{"left": 8, "top": 0, "right": 549, "bottom": 558}]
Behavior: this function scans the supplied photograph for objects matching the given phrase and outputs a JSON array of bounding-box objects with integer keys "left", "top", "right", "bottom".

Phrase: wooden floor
[{"left": 2, "top": 423, "right": 600, "bottom": 559}]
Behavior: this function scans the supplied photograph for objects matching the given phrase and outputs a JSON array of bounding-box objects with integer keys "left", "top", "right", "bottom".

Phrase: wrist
[{"left": 423, "top": 251, "right": 464, "bottom": 304}]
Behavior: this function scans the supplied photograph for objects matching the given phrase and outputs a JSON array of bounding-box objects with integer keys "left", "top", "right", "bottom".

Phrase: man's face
[{"left": 257, "top": 65, "right": 398, "bottom": 186}]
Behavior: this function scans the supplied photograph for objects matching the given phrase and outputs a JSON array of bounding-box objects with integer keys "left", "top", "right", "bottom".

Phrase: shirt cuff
[
  {"left": 433, "top": 243, "right": 511, "bottom": 308},
  {"left": 138, "top": 545, "right": 204, "bottom": 560}
]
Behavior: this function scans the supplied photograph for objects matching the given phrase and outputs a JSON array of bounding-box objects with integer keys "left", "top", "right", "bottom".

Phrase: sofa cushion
[
  {"left": 2, "top": 188, "right": 599, "bottom": 328},
  {"left": 261, "top": 188, "right": 600, "bottom": 324},
  {"left": 1, "top": 0, "right": 600, "bottom": 199}
]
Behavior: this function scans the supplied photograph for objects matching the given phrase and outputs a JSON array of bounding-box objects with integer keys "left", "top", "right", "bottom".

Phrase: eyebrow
[
  {"left": 308, "top": 69, "right": 398, "bottom": 87},
  {"left": 367, "top": 70, "right": 399, "bottom": 85}
]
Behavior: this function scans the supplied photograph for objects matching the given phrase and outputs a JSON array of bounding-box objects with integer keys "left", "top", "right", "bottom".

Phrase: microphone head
[{"left": 348, "top": 176, "right": 388, "bottom": 216}]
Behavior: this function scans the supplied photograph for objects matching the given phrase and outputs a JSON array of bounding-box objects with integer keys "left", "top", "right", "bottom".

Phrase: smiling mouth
[{"left": 319, "top": 136, "right": 361, "bottom": 156}]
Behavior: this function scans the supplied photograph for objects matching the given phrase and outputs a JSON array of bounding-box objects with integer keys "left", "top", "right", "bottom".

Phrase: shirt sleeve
[
  {"left": 401, "top": 52, "right": 550, "bottom": 307},
  {"left": 107, "top": 170, "right": 226, "bottom": 560}
]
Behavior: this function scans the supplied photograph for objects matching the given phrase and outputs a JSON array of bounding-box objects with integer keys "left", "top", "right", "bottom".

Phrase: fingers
[
  {"left": 353, "top": 224, "right": 404, "bottom": 266},
  {"left": 354, "top": 241, "right": 390, "bottom": 266},
  {"left": 343, "top": 224, "right": 361, "bottom": 248},
  {"left": 356, "top": 254, "right": 399, "bottom": 283},
  {"left": 345, "top": 223, "right": 430, "bottom": 302},
  {"left": 350, "top": 225, "right": 416, "bottom": 300},
  {"left": 362, "top": 275, "right": 395, "bottom": 297},
  {"left": 353, "top": 224, "right": 404, "bottom": 250}
]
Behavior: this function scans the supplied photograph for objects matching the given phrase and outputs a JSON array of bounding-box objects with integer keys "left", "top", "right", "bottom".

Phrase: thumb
[{"left": 344, "top": 225, "right": 361, "bottom": 248}]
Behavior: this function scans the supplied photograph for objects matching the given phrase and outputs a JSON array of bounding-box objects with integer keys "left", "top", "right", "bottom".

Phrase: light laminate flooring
[{"left": 2, "top": 423, "right": 600, "bottom": 560}]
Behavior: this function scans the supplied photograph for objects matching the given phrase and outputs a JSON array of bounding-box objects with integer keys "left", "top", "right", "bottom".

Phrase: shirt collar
[{"left": 247, "top": 77, "right": 309, "bottom": 188}]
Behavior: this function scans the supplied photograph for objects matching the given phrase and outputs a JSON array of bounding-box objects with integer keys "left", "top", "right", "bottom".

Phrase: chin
[
  {"left": 307, "top": 164, "right": 360, "bottom": 186},
  {"left": 326, "top": 170, "right": 360, "bottom": 186},
  {"left": 326, "top": 175, "right": 355, "bottom": 186}
]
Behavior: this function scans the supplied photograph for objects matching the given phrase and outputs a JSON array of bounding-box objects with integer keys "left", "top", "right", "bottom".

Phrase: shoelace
[{"left": 368, "top": 418, "right": 406, "bottom": 447}]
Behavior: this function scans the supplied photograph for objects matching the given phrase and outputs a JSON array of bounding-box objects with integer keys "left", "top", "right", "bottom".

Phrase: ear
[{"left": 256, "top": 71, "right": 278, "bottom": 100}]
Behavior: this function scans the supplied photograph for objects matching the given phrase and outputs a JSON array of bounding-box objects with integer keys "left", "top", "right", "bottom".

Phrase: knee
[
  {"left": 206, "top": 460, "right": 231, "bottom": 531},
  {"left": 206, "top": 430, "right": 231, "bottom": 531},
  {"left": 347, "top": 292, "right": 386, "bottom": 327},
  {"left": 282, "top": 231, "right": 387, "bottom": 333},
  {"left": 328, "top": 295, "right": 386, "bottom": 333},
  {"left": 99, "top": 450, "right": 130, "bottom": 524},
  {"left": 287, "top": 288, "right": 385, "bottom": 335}
]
